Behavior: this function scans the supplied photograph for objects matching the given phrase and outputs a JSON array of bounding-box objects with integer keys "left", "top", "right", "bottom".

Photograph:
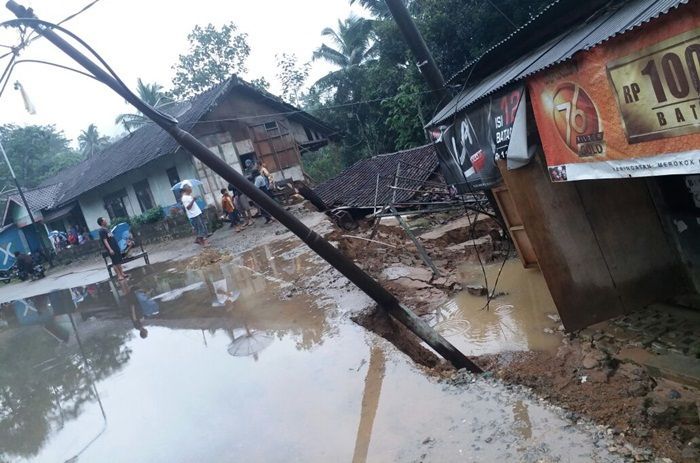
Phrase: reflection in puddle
[
  {"left": 352, "top": 346, "right": 386, "bottom": 463},
  {"left": 431, "top": 260, "right": 561, "bottom": 356},
  {"left": 0, "top": 246, "right": 618, "bottom": 463},
  {"left": 512, "top": 400, "right": 533, "bottom": 441}
]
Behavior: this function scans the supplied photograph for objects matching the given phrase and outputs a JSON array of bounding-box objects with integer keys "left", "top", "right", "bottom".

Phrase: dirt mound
[
  {"left": 480, "top": 338, "right": 700, "bottom": 462},
  {"left": 325, "top": 213, "right": 505, "bottom": 316},
  {"left": 181, "top": 248, "right": 234, "bottom": 270}
]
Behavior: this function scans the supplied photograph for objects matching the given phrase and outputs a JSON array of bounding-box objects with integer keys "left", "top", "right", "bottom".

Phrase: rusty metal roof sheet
[
  {"left": 429, "top": 0, "right": 689, "bottom": 126},
  {"left": 313, "top": 144, "right": 439, "bottom": 209}
]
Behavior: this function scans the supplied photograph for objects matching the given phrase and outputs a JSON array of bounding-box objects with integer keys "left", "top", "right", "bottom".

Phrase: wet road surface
[
  {"left": 430, "top": 260, "right": 562, "bottom": 356},
  {"left": 0, "top": 241, "right": 626, "bottom": 462}
]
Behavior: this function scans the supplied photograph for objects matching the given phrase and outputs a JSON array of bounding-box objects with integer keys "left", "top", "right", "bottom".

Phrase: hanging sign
[
  {"left": 529, "top": 7, "right": 700, "bottom": 182},
  {"left": 430, "top": 86, "right": 526, "bottom": 191}
]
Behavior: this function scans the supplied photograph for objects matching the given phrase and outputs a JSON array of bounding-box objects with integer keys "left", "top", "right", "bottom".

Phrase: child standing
[{"left": 221, "top": 188, "right": 241, "bottom": 232}]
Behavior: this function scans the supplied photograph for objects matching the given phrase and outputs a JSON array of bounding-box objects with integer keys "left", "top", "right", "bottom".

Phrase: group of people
[
  {"left": 52, "top": 224, "right": 91, "bottom": 251},
  {"left": 221, "top": 161, "right": 276, "bottom": 232},
  {"left": 178, "top": 159, "right": 276, "bottom": 247}
]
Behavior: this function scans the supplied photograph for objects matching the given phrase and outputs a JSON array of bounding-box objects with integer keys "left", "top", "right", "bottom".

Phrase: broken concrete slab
[
  {"left": 445, "top": 235, "right": 492, "bottom": 253},
  {"left": 390, "top": 277, "right": 433, "bottom": 290},
  {"left": 380, "top": 264, "right": 432, "bottom": 283}
]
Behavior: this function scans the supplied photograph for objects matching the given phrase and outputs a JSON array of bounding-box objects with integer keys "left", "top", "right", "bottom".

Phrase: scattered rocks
[
  {"left": 681, "top": 444, "right": 700, "bottom": 462},
  {"left": 582, "top": 351, "right": 606, "bottom": 369},
  {"left": 646, "top": 402, "right": 672, "bottom": 424}
]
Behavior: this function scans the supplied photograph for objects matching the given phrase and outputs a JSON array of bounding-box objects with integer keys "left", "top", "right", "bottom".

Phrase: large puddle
[
  {"left": 0, "top": 245, "right": 621, "bottom": 462},
  {"left": 430, "top": 260, "right": 562, "bottom": 356}
]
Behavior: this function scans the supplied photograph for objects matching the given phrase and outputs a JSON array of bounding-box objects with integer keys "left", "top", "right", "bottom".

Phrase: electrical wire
[
  {"left": 0, "top": 17, "right": 177, "bottom": 126},
  {"left": 0, "top": 0, "right": 103, "bottom": 60},
  {"left": 485, "top": 0, "right": 519, "bottom": 29},
  {"left": 138, "top": 86, "right": 446, "bottom": 128},
  {"left": 12, "top": 58, "right": 99, "bottom": 80}
]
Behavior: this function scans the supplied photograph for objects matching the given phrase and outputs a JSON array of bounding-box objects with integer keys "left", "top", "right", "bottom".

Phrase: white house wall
[{"left": 78, "top": 151, "right": 197, "bottom": 231}]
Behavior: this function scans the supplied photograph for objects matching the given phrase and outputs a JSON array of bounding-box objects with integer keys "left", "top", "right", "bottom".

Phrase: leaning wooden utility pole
[
  {"left": 384, "top": 0, "right": 450, "bottom": 103},
  {"left": 5, "top": 1, "right": 482, "bottom": 373}
]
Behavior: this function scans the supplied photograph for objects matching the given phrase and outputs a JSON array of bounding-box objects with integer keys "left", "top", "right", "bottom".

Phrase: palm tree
[
  {"left": 78, "top": 124, "right": 110, "bottom": 157},
  {"left": 312, "top": 15, "right": 377, "bottom": 101},
  {"left": 115, "top": 79, "right": 174, "bottom": 132}
]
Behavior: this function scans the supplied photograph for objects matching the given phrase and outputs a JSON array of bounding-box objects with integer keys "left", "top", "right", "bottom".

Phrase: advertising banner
[
  {"left": 430, "top": 86, "right": 526, "bottom": 191},
  {"left": 529, "top": 8, "right": 700, "bottom": 182}
]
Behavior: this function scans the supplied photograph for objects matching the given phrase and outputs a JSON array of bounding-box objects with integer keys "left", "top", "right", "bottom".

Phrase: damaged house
[
  {"left": 427, "top": 0, "right": 700, "bottom": 331},
  {"left": 0, "top": 76, "right": 335, "bottom": 258}
]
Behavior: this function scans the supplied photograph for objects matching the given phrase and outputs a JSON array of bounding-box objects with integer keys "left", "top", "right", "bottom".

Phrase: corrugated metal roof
[
  {"left": 429, "top": 0, "right": 689, "bottom": 126},
  {"left": 313, "top": 144, "right": 439, "bottom": 209}
]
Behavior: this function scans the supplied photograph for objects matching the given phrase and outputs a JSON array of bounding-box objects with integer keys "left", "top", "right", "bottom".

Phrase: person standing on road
[
  {"left": 228, "top": 183, "right": 252, "bottom": 228},
  {"left": 181, "top": 181, "right": 210, "bottom": 246},
  {"left": 97, "top": 217, "right": 128, "bottom": 281},
  {"left": 252, "top": 169, "right": 273, "bottom": 224},
  {"left": 221, "top": 188, "right": 241, "bottom": 232}
]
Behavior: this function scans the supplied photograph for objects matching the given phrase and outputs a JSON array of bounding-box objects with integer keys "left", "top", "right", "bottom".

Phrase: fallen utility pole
[{"left": 5, "top": 1, "right": 482, "bottom": 373}]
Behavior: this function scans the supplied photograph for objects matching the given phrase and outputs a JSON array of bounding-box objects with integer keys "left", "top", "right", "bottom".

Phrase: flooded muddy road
[
  {"left": 0, "top": 241, "right": 631, "bottom": 462},
  {"left": 430, "top": 260, "right": 562, "bottom": 356}
]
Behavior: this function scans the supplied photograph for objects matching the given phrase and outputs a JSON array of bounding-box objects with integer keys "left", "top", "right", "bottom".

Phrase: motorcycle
[
  {"left": 16, "top": 261, "right": 45, "bottom": 282},
  {"left": 0, "top": 266, "right": 12, "bottom": 284}
]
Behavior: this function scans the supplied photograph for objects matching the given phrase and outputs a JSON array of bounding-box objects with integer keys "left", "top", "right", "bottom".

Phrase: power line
[
  {"left": 0, "top": 0, "right": 104, "bottom": 60},
  {"left": 485, "top": 0, "right": 519, "bottom": 29}
]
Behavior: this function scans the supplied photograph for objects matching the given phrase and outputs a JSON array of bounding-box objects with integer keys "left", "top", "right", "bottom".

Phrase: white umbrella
[
  {"left": 227, "top": 327, "right": 273, "bottom": 357},
  {"left": 170, "top": 179, "right": 203, "bottom": 191}
]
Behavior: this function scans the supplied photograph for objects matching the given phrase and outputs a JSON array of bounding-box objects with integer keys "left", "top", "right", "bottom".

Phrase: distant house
[
  {"left": 0, "top": 184, "right": 64, "bottom": 263},
  {"left": 0, "top": 76, "right": 335, "bottom": 250},
  {"left": 312, "top": 144, "right": 439, "bottom": 211}
]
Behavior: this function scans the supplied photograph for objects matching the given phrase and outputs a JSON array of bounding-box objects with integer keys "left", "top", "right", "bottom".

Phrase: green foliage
[
  {"left": 302, "top": 145, "right": 344, "bottom": 184},
  {"left": 275, "top": 53, "right": 310, "bottom": 106},
  {"left": 413, "top": 0, "right": 552, "bottom": 79},
  {"left": 116, "top": 79, "right": 173, "bottom": 132},
  {"left": 249, "top": 77, "right": 270, "bottom": 91},
  {"left": 0, "top": 124, "right": 82, "bottom": 188},
  {"left": 133, "top": 207, "right": 165, "bottom": 225},
  {"left": 302, "top": 0, "right": 552, "bottom": 181},
  {"left": 114, "top": 207, "right": 165, "bottom": 227},
  {"left": 77, "top": 123, "right": 110, "bottom": 157},
  {"left": 171, "top": 22, "right": 251, "bottom": 99},
  {"left": 381, "top": 81, "right": 426, "bottom": 150}
]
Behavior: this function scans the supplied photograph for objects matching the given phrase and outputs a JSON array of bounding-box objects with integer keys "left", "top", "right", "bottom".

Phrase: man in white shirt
[{"left": 181, "top": 181, "right": 209, "bottom": 246}]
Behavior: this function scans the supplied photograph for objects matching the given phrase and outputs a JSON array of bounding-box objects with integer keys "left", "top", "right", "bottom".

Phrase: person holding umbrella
[{"left": 179, "top": 180, "right": 209, "bottom": 246}]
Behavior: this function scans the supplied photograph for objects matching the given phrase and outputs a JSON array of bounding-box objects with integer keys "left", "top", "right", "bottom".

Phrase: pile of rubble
[
  {"left": 181, "top": 247, "right": 234, "bottom": 270},
  {"left": 481, "top": 309, "right": 700, "bottom": 462},
  {"left": 326, "top": 212, "right": 506, "bottom": 315}
]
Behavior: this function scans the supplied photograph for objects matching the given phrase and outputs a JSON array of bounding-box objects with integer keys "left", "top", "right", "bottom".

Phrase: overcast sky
[{"left": 0, "top": 0, "right": 365, "bottom": 146}]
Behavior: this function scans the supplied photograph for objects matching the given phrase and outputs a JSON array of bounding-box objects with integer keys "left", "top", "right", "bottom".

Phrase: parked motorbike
[
  {"left": 31, "top": 264, "right": 46, "bottom": 280},
  {"left": 16, "top": 263, "right": 45, "bottom": 281},
  {"left": 0, "top": 266, "right": 12, "bottom": 284}
]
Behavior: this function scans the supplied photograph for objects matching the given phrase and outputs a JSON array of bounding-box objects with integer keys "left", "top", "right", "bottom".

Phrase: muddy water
[
  {"left": 0, "top": 247, "right": 621, "bottom": 463},
  {"left": 431, "top": 260, "right": 562, "bottom": 356}
]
